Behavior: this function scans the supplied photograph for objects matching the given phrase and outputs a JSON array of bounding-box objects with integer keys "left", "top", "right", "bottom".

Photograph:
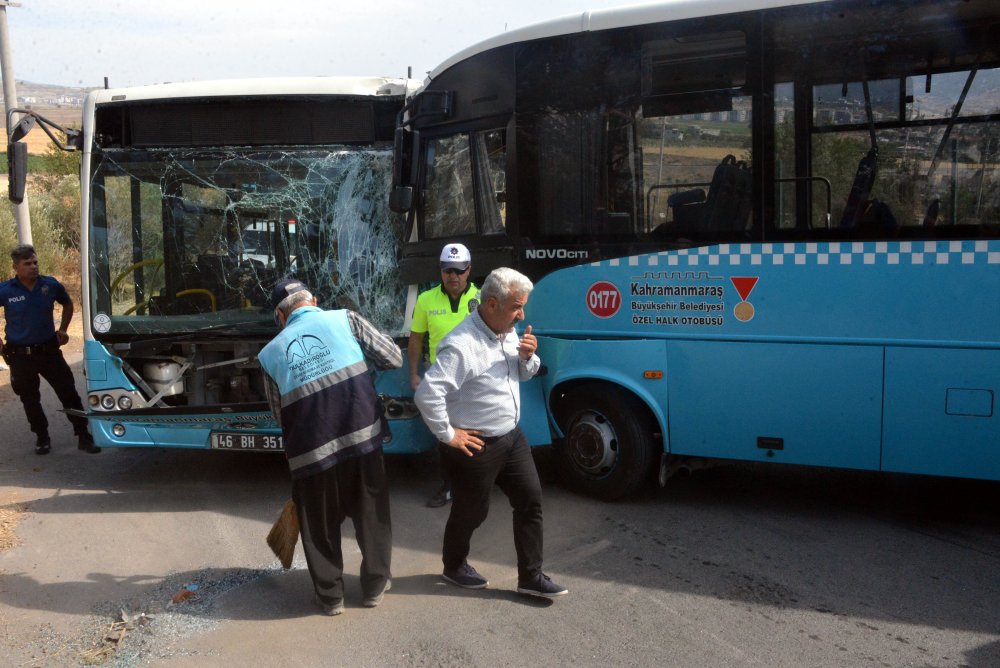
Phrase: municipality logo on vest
[{"left": 285, "top": 334, "right": 329, "bottom": 363}]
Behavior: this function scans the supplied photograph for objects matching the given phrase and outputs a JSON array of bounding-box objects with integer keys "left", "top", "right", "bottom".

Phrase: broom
[{"left": 266, "top": 499, "right": 299, "bottom": 569}]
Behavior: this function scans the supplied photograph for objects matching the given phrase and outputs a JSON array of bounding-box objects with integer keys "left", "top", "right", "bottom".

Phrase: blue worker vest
[{"left": 258, "top": 306, "right": 384, "bottom": 480}]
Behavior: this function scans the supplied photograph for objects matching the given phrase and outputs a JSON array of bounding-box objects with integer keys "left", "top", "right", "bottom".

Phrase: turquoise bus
[
  {"left": 8, "top": 77, "right": 433, "bottom": 455},
  {"left": 389, "top": 0, "right": 1000, "bottom": 498}
]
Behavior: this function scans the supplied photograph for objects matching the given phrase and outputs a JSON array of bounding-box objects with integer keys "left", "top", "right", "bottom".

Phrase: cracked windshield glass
[{"left": 88, "top": 146, "right": 406, "bottom": 338}]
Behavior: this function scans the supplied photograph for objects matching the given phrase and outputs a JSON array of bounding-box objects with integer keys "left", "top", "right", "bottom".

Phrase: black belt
[
  {"left": 3, "top": 339, "right": 58, "bottom": 356},
  {"left": 480, "top": 426, "right": 520, "bottom": 444}
]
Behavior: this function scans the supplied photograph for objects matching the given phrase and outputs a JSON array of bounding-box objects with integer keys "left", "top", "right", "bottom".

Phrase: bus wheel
[{"left": 557, "top": 388, "right": 657, "bottom": 501}]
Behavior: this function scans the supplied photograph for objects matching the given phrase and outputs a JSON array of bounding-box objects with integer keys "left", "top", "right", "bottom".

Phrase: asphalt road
[{"left": 1, "top": 354, "right": 999, "bottom": 667}]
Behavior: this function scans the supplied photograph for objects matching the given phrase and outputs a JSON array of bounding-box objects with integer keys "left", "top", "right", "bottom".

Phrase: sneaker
[
  {"left": 517, "top": 573, "right": 568, "bottom": 598},
  {"left": 315, "top": 595, "right": 345, "bottom": 616},
  {"left": 78, "top": 434, "right": 101, "bottom": 454},
  {"left": 362, "top": 579, "right": 391, "bottom": 608},
  {"left": 426, "top": 485, "right": 453, "bottom": 508},
  {"left": 35, "top": 435, "right": 51, "bottom": 456},
  {"left": 442, "top": 562, "right": 488, "bottom": 589}
]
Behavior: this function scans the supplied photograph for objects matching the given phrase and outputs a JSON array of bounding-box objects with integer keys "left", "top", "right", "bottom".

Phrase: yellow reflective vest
[{"left": 410, "top": 282, "right": 480, "bottom": 363}]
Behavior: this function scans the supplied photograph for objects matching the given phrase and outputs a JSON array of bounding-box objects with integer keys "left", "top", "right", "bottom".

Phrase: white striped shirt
[{"left": 414, "top": 308, "right": 540, "bottom": 444}]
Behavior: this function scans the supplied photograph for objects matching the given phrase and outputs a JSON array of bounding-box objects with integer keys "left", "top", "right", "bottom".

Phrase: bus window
[
  {"left": 526, "top": 107, "right": 643, "bottom": 239},
  {"left": 640, "top": 96, "right": 753, "bottom": 239},
  {"left": 814, "top": 80, "right": 901, "bottom": 127},
  {"left": 773, "top": 82, "right": 799, "bottom": 230},
  {"left": 98, "top": 175, "right": 165, "bottom": 317},
  {"left": 473, "top": 129, "right": 507, "bottom": 234},
  {"left": 90, "top": 146, "right": 404, "bottom": 331},
  {"left": 421, "top": 129, "right": 509, "bottom": 238},
  {"left": 640, "top": 30, "right": 752, "bottom": 241},
  {"left": 908, "top": 69, "right": 1000, "bottom": 120},
  {"left": 606, "top": 110, "right": 641, "bottom": 236},
  {"left": 532, "top": 110, "right": 596, "bottom": 237},
  {"left": 805, "top": 68, "right": 1000, "bottom": 234},
  {"left": 902, "top": 68, "right": 1000, "bottom": 229},
  {"left": 642, "top": 31, "right": 746, "bottom": 98},
  {"left": 422, "top": 135, "right": 476, "bottom": 239}
]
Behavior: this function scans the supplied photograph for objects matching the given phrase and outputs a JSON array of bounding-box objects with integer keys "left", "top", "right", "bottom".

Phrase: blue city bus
[
  {"left": 8, "top": 77, "right": 434, "bottom": 456},
  {"left": 390, "top": 0, "right": 1000, "bottom": 498}
]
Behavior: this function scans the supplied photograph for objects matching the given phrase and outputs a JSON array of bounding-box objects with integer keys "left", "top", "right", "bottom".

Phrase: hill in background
[
  {"left": 1, "top": 80, "right": 90, "bottom": 154},
  {"left": 6, "top": 79, "right": 89, "bottom": 108}
]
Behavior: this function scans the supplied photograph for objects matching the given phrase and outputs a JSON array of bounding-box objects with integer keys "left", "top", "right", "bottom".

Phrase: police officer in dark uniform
[{"left": 1, "top": 245, "right": 99, "bottom": 455}]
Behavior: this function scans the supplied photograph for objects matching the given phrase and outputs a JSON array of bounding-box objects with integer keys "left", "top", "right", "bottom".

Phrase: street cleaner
[{"left": 259, "top": 278, "right": 402, "bottom": 615}]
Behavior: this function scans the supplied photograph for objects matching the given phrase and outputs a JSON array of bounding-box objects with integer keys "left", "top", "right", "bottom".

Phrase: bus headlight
[
  {"left": 88, "top": 395, "right": 100, "bottom": 407},
  {"left": 117, "top": 395, "right": 133, "bottom": 410},
  {"left": 100, "top": 395, "right": 116, "bottom": 410},
  {"left": 112, "top": 424, "right": 126, "bottom": 437}
]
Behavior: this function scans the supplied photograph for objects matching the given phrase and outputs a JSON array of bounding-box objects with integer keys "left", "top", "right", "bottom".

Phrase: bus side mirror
[
  {"left": 390, "top": 126, "right": 418, "bottom": 211},
  {"left": 389, "top": 186, "right": 414, "bottom": 213},
  {"left": 7, "top": 141, "right": 28, "bottom": 204},
  {"left": 392, "top": 127, "right": 408, "bottom": 188},
  {"left": 7, "top": 111, "right": 39, "bottom": 204}
]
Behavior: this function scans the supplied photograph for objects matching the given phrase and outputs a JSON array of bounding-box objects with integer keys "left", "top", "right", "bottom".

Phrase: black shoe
[
  {"left": 314, "top": 595, "right": 345, "bottom": 616},
  {"left": 442, "top": 562, "right": 488, "bottom": 589},
  {"left": 362, "top": 579, "right": 391, "bottom": 608},
  {"left": 78, "top": 434, "right": 101, "bottom": 454},
  {"left": 426, "top": 485, "right": 452, "bottom": 508},
  {"left": 35, "top": 435, "right": 51, "bottom": 456},
  {"left": 517, "top": 573, "right": 568, "bottom": 598}
]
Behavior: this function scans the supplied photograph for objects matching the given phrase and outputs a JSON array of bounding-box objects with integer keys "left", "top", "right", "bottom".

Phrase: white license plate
[{"left": 211, "top": 432, "right": 283, "bottom": 451}]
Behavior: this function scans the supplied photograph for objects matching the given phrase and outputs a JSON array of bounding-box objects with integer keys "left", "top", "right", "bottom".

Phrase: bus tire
[{"left": 556, "top": 387, "right": 658, "bottom": 501}]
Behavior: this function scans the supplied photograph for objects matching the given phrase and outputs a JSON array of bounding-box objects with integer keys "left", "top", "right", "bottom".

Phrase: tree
[{"left": 38, "top": 142, "right": 80, "bottom": 177}]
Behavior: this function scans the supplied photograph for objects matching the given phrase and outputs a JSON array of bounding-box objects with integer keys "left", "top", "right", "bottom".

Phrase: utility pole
[{"left": 0, "top": 0, "right": 30, "bottom": 244}]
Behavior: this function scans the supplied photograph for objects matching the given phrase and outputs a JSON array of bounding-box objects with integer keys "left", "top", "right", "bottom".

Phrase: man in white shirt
[{"left": 414, "top": 267, "right": 568, "bottom": 599}]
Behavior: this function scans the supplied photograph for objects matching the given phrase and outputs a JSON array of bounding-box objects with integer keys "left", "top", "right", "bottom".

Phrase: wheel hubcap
[{"left": 567, "top": 411, "right": 618, "bottom": 475}]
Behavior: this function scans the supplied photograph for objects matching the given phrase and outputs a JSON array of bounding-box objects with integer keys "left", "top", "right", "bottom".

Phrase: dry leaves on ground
[{"left": 0, "top": 503, "right": 28, "bottom": 552}]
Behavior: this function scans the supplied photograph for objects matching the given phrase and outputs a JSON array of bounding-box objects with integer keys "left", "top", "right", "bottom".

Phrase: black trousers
[
  {"left": 292, "top": 448, "right": 392, "bottom": 605},
  {"left": 440, "top": 426, "right": 544, "bottom": 582},
  {"left": 7, "top": 347, "right": 88, "bottom": 440}
]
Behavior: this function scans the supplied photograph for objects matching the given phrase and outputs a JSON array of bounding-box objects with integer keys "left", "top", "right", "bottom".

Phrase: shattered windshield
[{"left": 88, "top": 146, "right": 406, "bottom": 338}]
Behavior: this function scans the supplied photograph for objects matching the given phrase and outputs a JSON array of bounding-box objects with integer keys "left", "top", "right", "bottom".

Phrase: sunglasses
[{"left": 442, "top": 267, "right": 468, "bottom": 276}]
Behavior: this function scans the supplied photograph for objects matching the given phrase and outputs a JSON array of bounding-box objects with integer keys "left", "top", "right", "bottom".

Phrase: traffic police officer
[
  {"left": 1, "top": 245, "right": 99, "bottom": 455},
  {"left": 408, "top": 243, "right": 479, "bottom": 507}
]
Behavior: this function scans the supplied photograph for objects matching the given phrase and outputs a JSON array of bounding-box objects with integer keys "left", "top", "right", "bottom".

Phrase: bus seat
[
  {"left": 922, "top": 198, "right": 940, "bottom": 227},
  {"left": 668, "top": 188, "right": 706, "bottom": 207},
  {"left": 857, "top": 199, "right": 898, "bottom": 237},
  {"left": 667, "top": 188, "right": 706, "bottom": 230},
  {"left": 196, "top": 254, "right": 228, "bottom": 276},
  {"left": 193, "top": 255, "right": 242, "bottom": 310},
  {"left": 703, "top": 155, "right": 752, "bottom": 232},
  {"left": 195, "top": 254, "right": 238, "bottom": 291},
  {"left": 839, "top": 147, "right": 878, "bottom": 228}
]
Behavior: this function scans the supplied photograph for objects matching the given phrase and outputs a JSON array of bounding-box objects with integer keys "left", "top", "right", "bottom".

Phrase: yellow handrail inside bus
[
  {"left": 110, "top": 258, "right": 164, "bottom": 297},
  {"left": 123, "top": 300, "right": 151, "bottom": 316},
  {"left": 175, "top": 289, "right": 217, "bottom": 312}
]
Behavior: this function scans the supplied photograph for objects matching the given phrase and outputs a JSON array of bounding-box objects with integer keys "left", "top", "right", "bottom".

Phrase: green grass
[{"left": 1, "top": 153, "right": 50, "bottom": 172}]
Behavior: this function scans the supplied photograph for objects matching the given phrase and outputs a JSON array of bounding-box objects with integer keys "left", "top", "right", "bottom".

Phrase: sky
[{"left": 7, "top": 0, "right": 649, "bottom": 89}]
